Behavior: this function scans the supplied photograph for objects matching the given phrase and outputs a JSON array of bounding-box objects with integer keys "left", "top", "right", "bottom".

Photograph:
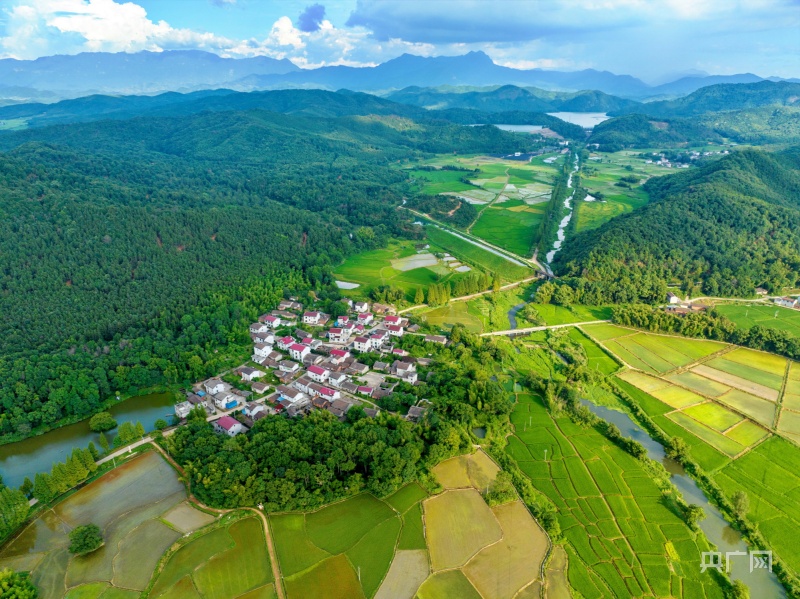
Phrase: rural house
[
  {"left": 213, "top": 416, "right": 246, "bottom": 437},
  {"left": 204, "top": 378, "right": 225, "bottom": 395}
]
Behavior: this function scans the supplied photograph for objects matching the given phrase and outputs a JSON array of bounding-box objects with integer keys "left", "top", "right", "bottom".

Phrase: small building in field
[
  {"left": 239, "top": 367, "right": 264, "bottom": 382},
  {"left": 214, "top": 415, "right": 247, "bottom": 436},
  {"left": 424, "top": 334, "right": 448, "bottom": 345},
  {"left": 774, "top": 297, "right": 798, "bottom": 309},
  {"left": 666, "top": 292, "right": 681, "bottom": 305},
  {"left": 251, "top": 382, "right": 270, "bottom": 395}
]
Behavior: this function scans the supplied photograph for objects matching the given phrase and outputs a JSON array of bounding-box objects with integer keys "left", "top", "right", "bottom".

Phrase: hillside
[
  {"left": 556, "top": 149, "right": 800, "bottom": 301},
  {"left": 699, "top": 106, "right": 800, "bottom": 145},
  {"left": 613, "top": 80, "right": 800, "bottom": 118},
  {"left": 0, "top": 106, "right": 539, "bottom": 431},
  {"left": 387, "top": 84, "right": 641, "bottom": 113},
  {"left": 588, "top": 113, "right": 723, "bottom": 149}
]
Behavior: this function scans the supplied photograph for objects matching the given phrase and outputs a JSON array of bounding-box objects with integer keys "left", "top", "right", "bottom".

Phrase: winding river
[
  {"left": 0, "top": 392, "right": 175, "bottom": 488},
  {"left": 582, "top": 400, "right": 785, "bottom": 598},
  {"left": 545, "top": 153, "right": 580, "bottom": 266}
]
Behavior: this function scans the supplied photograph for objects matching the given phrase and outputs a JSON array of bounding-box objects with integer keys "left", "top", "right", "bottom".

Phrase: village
[{"left": 172, "top": 297, "right": 450, "bottom": 437}]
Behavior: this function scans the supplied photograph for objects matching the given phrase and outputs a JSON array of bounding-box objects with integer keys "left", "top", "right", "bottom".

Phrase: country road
[
  {"left": 397, "top": 275, "right": 542, "bottom": 314},
  {"left": 480, "top": 319, "right": 610, "bottom": 337}
]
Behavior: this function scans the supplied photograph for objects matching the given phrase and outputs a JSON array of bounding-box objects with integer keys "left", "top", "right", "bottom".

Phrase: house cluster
[
  {"left": 774, "top": 296, "right": 800, "bottom": 310},
  {"left": 177, "top": 297, "right": 437, "bottom": 435},
  {"left": 664, "top": 292, "right": 708, "bottom": 315}
]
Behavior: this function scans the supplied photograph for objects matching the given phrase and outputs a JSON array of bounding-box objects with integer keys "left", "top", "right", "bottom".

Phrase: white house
[
  {"left": 249, "top": 322, "right": 269, "bottom": 334},
  {"left": 666, "top": 292, "right": 681, "bottom": 305},
  {"left": 239, "top": 367, "right": 264, "bottom": 382},
  {"left": 354, "top": 301, "right": 369, "bottom": 313},
  {"left": 204, "top": 378, "right": 225, "bottom": 395},
  {"left": 774, "top": 297, "right": 798, "bottom": 309},
  {"left": 174, "top": 401, "right": 193, "bottom": 419},
  {"left": 253, "top": 343, "right": 273, "bottom": 358},
  {"left": 357, "top": 312, "right": 374, "bottom": 325},
  {"left": 329, "top": 348, "right": 350, "bottom": 364},
  {"left": 243, "top": 402, "right": 266, "bottom": 418},
  {"left": 307, "top": 364, "right": 330, "bottom": 383},
  {"left": 252, "top": 332, "right": 275, "bottom": 345},
  {"left": 289, "top": 343, "right": 311, "bottom": 361},
  {"left": 328, "top": 327, "right": 350, "bottom": 344},
  {"left": 386, "top": 324, "right": 404, "bottom": 338},
  {"left": 318, "top": 386, "right": 340, "bottom": 401},
  {"left": 328, "top": 372, "right": 348, "bottom": 388},
  {"left": 303, "top": 311, "right": 322, "bottom": 325},
  {"left": 213, "top": 392, "right": 235, "bottom": 410},
  {"left": 336, "top": 315, "right": 350, "bottom": 327},
  {"left": 214, "top": 416, "right": 246, "bottom": 437},
  {"left": 279, "top": 360, "right": 301, "bottom": 374},
  {"left": 353, "top": 336, "right": 371, "bottom": 353},
  {"left": 370, "top": 331, "right": 388, "bottom": 349},
  {"left": 260, "top": 314, "right": 281, "bottom": 328},
  {"left": 277, "top": 336, "right": 295, "bottom": 351}
]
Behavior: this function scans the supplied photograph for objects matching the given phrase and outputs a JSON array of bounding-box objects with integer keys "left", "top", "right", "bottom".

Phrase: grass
[
  {"left": 716, "top": 436, "right": 800, "bottom": 575},
  {"left": 424, "top": 490, "right": 502, "bottom": 571},
  {"left": 266, "top": 514, "right": 330, "bottom": 577},
  {"left": 284, "top": 554, "right": 364, "bottom": 599},
  {"left": 425, "top": 226, "right": 532, "bottom": 282},
  {"left": 528, "top": 303, "right": 612, "bottom": 325},
  {"left": 306, "top": 494, "right": 395, "bottom": 555},
  {"left": 345, "top": 517, "right": 402, "bottom": 598},
  {"left": 507, "top": 393, "right": 726, "bottom": 597},
  {"left": 682, "top": 402, "right": 744, "bottom": 432},
  {"left": 725, "top": 420, "right": 769, "bottom": 446},
  {"left": 407, "top": 169, "right": 479, "bottom": 194},
  {"left": 333, "top": 239, "right": 463, "bottom": 302},
  {"left": 421, "top": 302, "right": 485, "bottom": 333},
  {"left": 715, "top": 304, "right": 800, "bottom": 337},
  {"left": 471, "top": 200, "right": 545, "bottom": 256},
  {"left": 462, "top": 501, "right": 547, "bottom": 599},
  {"left": 385, "top": 483, "right": 427, "bottom": 514},
  {"left": 193, "top": 518, "right": 273, "bottom": 599},
  {"left": 416, "top": 570, "right": 482, "bottom": 599},
  {"left": 582, "top": 323, "right": 635, "bottom": 341},
  {"left": 397, "top": 503, "right": 426, "bottom": 550},
  {"left": 568, "top": 328, "right": 619, "bottom": 375}
]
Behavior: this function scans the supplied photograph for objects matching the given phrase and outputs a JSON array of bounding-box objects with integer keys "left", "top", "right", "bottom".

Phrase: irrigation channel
[
  {"left": 0, "top": 391, "right": 175, "bottom": 488},
  {"left": 582, "top": 400, "right": 785, "bottom": 598},
  {"left": 545, "top": 153, "right": 581, "bottom": 268}
]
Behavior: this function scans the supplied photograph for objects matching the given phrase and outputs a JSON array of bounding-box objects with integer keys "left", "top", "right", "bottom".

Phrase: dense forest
[
  {"left": 556, "top": 148, "right": 800, "bottom": 301},
  {"left": 588, "top": 113, "right": 723, "bottom": 150},
  {"left": 0, "top": 99, "right": 540, "bottom": 439}
]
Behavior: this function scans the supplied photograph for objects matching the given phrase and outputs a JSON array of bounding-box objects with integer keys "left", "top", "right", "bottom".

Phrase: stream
[
  {"left": 545, "top": 154, "right": 580, "bottom": 265},
  {"left": 508, "top": 303, "right": 527, "bottom": 329},
  {"left": 582, "top": 400, "right": 785, "bottom": 597}
]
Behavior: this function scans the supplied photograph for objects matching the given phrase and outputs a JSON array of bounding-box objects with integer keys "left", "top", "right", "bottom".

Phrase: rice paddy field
[
  {"left": 333, "top": 239, "right": 469, "bottom": 301},
  {"left": 0, "top": 451, "right": 214, "bottom": 599},
  {"left": 574, "top": 151, "right": 668, "bottom": 233},
  {"left": 470, "top": 199, "right": 545, "bottom": 256},
  {"left": 425, "top": 226, "right": 532, "bottom": 281},
  {"left": 715, "top": 304, "right": 800, "bottom": 338},
  {"left": 506, "top": 393, "right": 726, "bottom": 599},
  {"left": 593, "top": 327, "right": 800, "bottom": 582}
]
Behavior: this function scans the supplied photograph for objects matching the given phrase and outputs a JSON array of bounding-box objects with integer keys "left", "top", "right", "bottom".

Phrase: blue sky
[{"left": 1, "top": 0, "right": 798, "bottom": 81}]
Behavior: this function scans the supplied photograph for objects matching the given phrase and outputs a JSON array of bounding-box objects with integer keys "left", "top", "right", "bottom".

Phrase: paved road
[{"left": 480, "top": 320, "right": 610, "bottom": 337}]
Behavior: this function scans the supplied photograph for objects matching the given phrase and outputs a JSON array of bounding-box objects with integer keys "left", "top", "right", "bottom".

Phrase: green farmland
[
  {"left": 507, "top": 393, "right": 727, "bottom": 599},
  {"left": 715, "top": 304, "right": 800, "bottom": 338},
  {"left": 471, "top": 200, "right": 546, "bottom": 257}
]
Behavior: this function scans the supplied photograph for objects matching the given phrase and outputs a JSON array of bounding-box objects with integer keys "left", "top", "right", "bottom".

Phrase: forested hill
[
  {"left": 611, "top": 80, "right": 800, "bottom": 118},
  {"left": 0, "top": 88, "right": 585, "bottom": 140},
  {"left": 0, "top": 107, "right": 537, "bottom": 438},
  {"left": 556, "top": 149, "right": 800, "bottom": 302},
  {"left": 588, "top": 113, "right": 722, "bottom": 149}
]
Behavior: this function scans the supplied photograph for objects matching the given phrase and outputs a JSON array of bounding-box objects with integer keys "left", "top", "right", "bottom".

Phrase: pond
[
  {"left": 582, "top": 400, "right": 785, "bottom": 598},
  {"left": 0, "top": 392, "right": 175, "bottom": 488},
  {"left": 492, "top": 124, "right": 544, "bottom": 133}
]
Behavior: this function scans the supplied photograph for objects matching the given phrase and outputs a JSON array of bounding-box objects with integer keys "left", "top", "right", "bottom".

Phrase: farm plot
[
  {"left": 716, "top": 436, "right": 800, "bottom": 576},
  {"left": 605, "top": 332, "right": 725, "bottom": 374},
  {"left": 420, "top": 302, "right": 485, "bottom": 334},
  {"left": 471, "top": 200, "right": 545, "bottom": 257},
  {"left": 782, "top": 362, "right": 800, "bottom": 411},
  {"left": 715, "top": 304, "right": 800, "bottom": 338},
  {"left": 715, "top": 389, "right": 778, "bottom": 427},
  {"left": 425, "top": 226, "right": 531, "bottom": 282},
  {"left": 406, "top": 168, "right": 479, "bottom": 195},
  {"left": 0, "top": 451, "right": 190, "bottom": 599},
  {"left": 568, "top": 328, "right": 620, "bottom": 375},
  {"left": 507, "top": 393, "right": 727, "bottom": 599},
  {"left": 582, "top": 322, "right": 636, "bottom": 341},
  {"left": 148, "top": 517, "right": 273, "bottom": 599}
]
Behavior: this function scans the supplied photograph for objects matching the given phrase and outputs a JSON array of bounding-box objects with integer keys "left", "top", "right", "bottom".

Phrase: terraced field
[{"left": 506, "top": 393, "right": 726, "bottom": 599}]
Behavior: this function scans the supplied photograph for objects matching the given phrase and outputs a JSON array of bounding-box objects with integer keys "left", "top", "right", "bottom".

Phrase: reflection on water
[
  {"left": 582, "top": 400, "right": 785, "bottom": 598},
  {"left": 0, "top": 392, "right": 174, "bottom": 488}
]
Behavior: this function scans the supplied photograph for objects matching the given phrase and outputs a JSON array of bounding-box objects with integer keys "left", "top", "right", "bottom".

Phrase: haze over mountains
[{"left": 0, "top": 49, "right": 796, "bottom": 104}]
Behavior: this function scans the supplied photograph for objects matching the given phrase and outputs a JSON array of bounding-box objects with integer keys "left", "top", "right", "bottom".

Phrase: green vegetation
[
  {"left": 589, "top": 113, "right": 722, "bottom": 149},
  {"left": 558, "top": 149, "right": 800, "bottom": 303},
  {"left": 0, "top": 568, "right": 38, "bottom": 599},
  {"left": 471, "top": 200, "right": 545, "bottom": 256},
  {"left": 715, "top": 304, "right": 800, "bottom": 338},
  {"left": 425, "top": 227, "right": 532, "bottom": 281},
  {"left": 68, "top": 524, "right": 104, "bottom": 556},
  {"left": 88, "top": 412, "right": 117, "bottom": 433},
  {"left": 506, "top": 393, "right": 726, "bottom": 598}
]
